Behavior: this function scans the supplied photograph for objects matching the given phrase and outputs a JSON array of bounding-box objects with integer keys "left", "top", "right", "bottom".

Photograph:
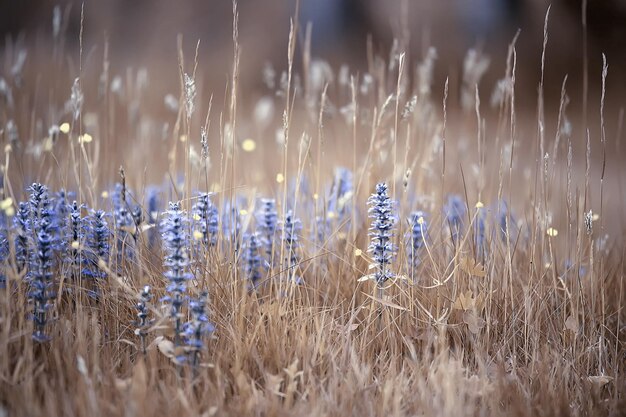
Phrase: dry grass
[{"left": 0, "top": 4, "right": 625, "bottom": 417}]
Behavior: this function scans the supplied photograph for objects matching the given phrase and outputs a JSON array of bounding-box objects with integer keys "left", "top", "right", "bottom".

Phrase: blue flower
[
  {"left": 242, "top": 232, "right": 264, "bottom": 288},
  {"left": 83, "top": 210, "right": 110, "bottom": 291},
  {"left": 29, "top": 220, "right": 56, "bottom": 342},
  {"left": 444, "top": 195, "right": 466, "bottom": 245},
  {"left": 161, "top": 202, "right": 193, "bottom": 346},
  {"left": 474, "top": 207, "right": 487, "bottom": 259},
  {"left": 90, "top": 210, "right": 110, "bottom": 264},
  {"left": 26, "top": 183, "right": 56, "bottom": 342},
  {"left": 497, "top": 200, "right": 517, "bottom": 245},
  {"left": 406, "top": 211, "right": 428, "bottom": 277},
  {"left": 131, "top": 205, "right": 143, "bottom": 233},
  {"left": 193, "top": 192, "right": 219, "bottom": 248},
  {"left": 367, "top": 183, "right": 396, "bottom": 286},
  {"left": 52, "top": 189, "right": 74, "bottom": 254},
  {"left": 13, "top": 202, "right": 30, "bottom": 272},
  {"left": 111, "top": 183, "right": 140, "bottom": 267},
  {"left": 281, "top": 210, "right": 302, "bottom": 284},
  {"left": 180, "top": 291, "right": 215, "bottom": 367},
  {"left": 328, "top": 167, "right": 353, "bottom": 220},
  {"left": 111, "top": 182, "right": 136, "bottom": 235},
  {"left": 28, "top": 183, "right": 49, "bottom": 219},
  {"left": 222, "top": 198, "right": 243, "bottom": 253},
  {"left": 314, "top": 215, "right": 332, "bottom": 247},
  {"left": 256, "top": 198, "right": 278, "bottom": 265},
  {"left": 134, "top": 285, "right": 152, "bottom": 354},
  {"left": 146, "top": 186, "right": 161, "bottom": 248},
  {"left": 67, "top": 200, "right": 86, "bottom": 276}
]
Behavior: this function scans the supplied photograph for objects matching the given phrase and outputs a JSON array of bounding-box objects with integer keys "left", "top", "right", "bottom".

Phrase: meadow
[{"left": 0, "top": 4, "right": 624, "bottom": 416}]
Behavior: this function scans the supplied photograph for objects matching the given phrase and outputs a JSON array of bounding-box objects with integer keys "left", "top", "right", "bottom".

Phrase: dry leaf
[
  {"left": 460, "top": 257, "right": 487, "bottom": 277},
  {"left": 362, "top": 292, "right": 408, "bottom": 311},
  {"left": 120, "top": 225, "right": 137, "bottom": 235},
  {"left": 156, "top": 336, "right": 175, "bottom": 358},
  {"left": 284, "top": 359, "right": 302, "bottom": 380},
  {"left": 114, "top": 377, "right": 131, "bottom": 391},
  {"left": 201, "top": 406, "right": 218, "bottom": 417},
  {"left": 76, "top": 355, "right": 88, "bottom": 376},
  {"left": 588, "top": 375, "right": 613, "bottom": 387},
  {"left": 564, "top": 315, "right": 579, "bottom": 334},
  {"left": 358, "top": 274, "right": 375, "bottom": 282},
  {"left": 336, "top": 323, "right": 359, "bottom": 335},
  {"left": 452, "top": 291, "right": 471, "bottom": 310},
  {"left": 463, "top": 310, "right": 486, "bottom": 334},
  {"left": 265, "top": 373, "right": 284, "bottom": 397},
  {"left": 452, "top": 290, "right": 483, "bottom": 311}
]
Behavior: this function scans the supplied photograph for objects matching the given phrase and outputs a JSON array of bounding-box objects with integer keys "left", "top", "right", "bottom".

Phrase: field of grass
[{"left": 0, "top": 4, "right": 624, "bottom": 416}]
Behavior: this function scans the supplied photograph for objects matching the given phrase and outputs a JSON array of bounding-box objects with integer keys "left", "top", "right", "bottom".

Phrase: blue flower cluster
[
  {"left": 256, "top": 198, "right": 278, "bottom": 264},
  {"left": 0, "top": 175, "right": 522, "bottom": 352},
  {"left": 281, "top": 209, "right": 302, "bottom": 284},
  {"left": 193, "top": 192, "right": 219, "bottom": 248},
  {"left": 444, "top": 194, "right": 466, "bottom": 246},
  {"left": 180, "top": 291, "right": 215, "bottom": 367},
  {"left": 406, "top": 211, "right": 428, "bottom": 278},
  {"left": 315, "top": 167, "right": 354, "bottom": 247}
]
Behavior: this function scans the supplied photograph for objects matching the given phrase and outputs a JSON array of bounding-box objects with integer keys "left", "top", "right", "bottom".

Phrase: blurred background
[
  {"left": 1, "top": 0, "right": 624, "bottom": 229},
  {"left": 1, "top": 0, "right": 625, "bottom": 106}
]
